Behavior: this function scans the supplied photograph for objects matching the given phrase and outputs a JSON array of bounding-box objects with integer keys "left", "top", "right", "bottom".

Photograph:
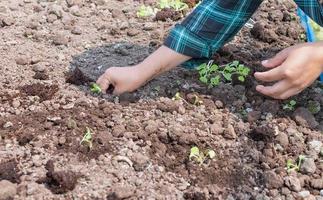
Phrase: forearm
[{"left": 136, "top": 45, "right": 191, "bottom": 81}]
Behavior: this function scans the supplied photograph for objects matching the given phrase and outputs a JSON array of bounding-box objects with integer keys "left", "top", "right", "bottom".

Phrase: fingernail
[{"left": 262, "top": 60, "right": 268, "bottom": 65}]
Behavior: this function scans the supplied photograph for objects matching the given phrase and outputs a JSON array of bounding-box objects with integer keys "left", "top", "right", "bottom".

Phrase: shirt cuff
[{"left": 164, "top": 24, "right": 215, "bottom": 59}]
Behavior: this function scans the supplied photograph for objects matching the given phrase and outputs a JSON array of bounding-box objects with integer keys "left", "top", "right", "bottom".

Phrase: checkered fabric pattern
[{"left": 164, "top": 0, "right": 323, "bottom": 59}]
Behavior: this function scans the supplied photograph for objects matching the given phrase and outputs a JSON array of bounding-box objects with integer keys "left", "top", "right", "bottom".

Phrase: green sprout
[
  {"left": 197, "top": 60, "right": 250, "bottom": 88},
  {"left": 159, "top": 0, "right": 189, "bottom": 11},
  {"left": 307, "top": 100, "right": 321, "bottom": 114},
  {"left": 283, "top": 100, "right": 297, "bottom": 111},
  {"left": 80, "top": 127, "right": 93, "bottom": 150},
  {"left": 189, "top": 146, "right": 216, "bottom": 165},
  {"left": 286, "top": 155, "right": 305, "bottom": 173},
  {"left": 193, "top": 94, "right": 203, "bottom": 106},
  {"left": 90, "top": 83, "right": 102, "bottom": 94},
  {"left": 137, "top": 5, "right": 157, "bottom": 18},
  {"left": 172, "top": 92, "right": 183, "bottom": 101}
]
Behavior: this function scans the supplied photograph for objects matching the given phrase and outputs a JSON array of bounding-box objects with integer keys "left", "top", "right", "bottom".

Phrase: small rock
[
  {"left": 264, "top": 170, "right": 284, "bottom": 189},
  {"left": 298, "top": 190, "right": 310, "bottom": 199},
  {"left": 247, "top": 111, "right": 261, "bottom": 123},
  {"left": 48, "top": 4, "right": 63, "bottom": 18},
  {"left": 32, "top": 63, "right": 46, "bottom": 72},
  {"left": 308, "top": 140, "right": 322, "bottom": 153},
  {"left": 62, "top": 103, "right": 74, "bottom": 110},
  {"left": 293, "top": 107, "right": 319, "bottom": 129},
  {"left": 12, "top": 99, "right": 21, "bottom": 108},
  {"left": 144, "top": 120, "right": 158, "bottom": 134},
  {"left": 284, "top": 176, "right": 302, "bottom": 192},
  {"left": 32, "top": 155, "right": 42, "bottom": 167},
  {"left": 127, "top": 28, "right": 140, "bottom": 37},
  {"left": 300, "top": 158, "right": 316, "bottom": 174},
  {"left": 275, "top": 132, "right": 289, "bottom": 148},
  {"left": 53, "top": 32, "right": 69, "bottom": 45},
  {"left": 3, "top": 121, "right": 13, "bottom": 128},
  {"left": 71, "top": 26, "right": 82, "bottom": 35},
  {"left": 223, "top": 124, "right": 236, "bottom": 139},
  {"left": 70, "top": 5, "right": 81, "bottom": 16},
  {"left": 310, "top": 179, "right": 323, "bottom": 190},
  {"left": 0, "top": 180, "right": 17, "bottom": 200},
  {"left": 15, "top": 55, "right": 30, "bottom": 65},
  {"left": 131, "top": 153, "right": 149, "bottom": 171}
]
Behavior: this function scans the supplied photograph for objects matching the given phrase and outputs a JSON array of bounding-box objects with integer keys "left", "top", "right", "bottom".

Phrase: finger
[
  {"left": 262, "top": 47, "right": 291, "bottom": 68},
  {"left": 256, "top": 80, "right": 290, "bottom": 99},
  {"left": 254, "top": 66, "right": 285, "bottom": 82},
  {"left": 96, "top": 73, "right": 112, "bottom": 94},
  {"left": 279, "top": 87, "right": 302, "bottom": 100}
]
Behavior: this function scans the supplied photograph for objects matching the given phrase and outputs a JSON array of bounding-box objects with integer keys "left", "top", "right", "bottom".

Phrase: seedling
[
  {"left": 80, "top": 127, "right": 93, "bottom": 150},
  {"left": 197, "top": 60, "right": 250, "bottom": 88},
  {"left": 90, "top": 83, "right": 102, "bottom": 94},
  {"left": 193, "top": 94, "right": 203, "bottom": 106},
  {"left": 283, "top": 100, "right": 297, "bottom": 111},
  {"left": 159, "top": 0, "right": 188, "bottom": 11},
  {"left": 189, "top": 146, "right": 216, "bottom": 165},
  {"left": 286, "top": 155, "right": 305, "bottom": 173},
  {"left": 137, "top": 5, "right": 157, "bottom": 18},
  {"left": 307, "top": 100, "right": 320, "bottom": 114}
]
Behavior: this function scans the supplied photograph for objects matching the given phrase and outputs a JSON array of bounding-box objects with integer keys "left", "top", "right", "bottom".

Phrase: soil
[{"left": 0, "top": 0, "right": 322, "bottom": 199}]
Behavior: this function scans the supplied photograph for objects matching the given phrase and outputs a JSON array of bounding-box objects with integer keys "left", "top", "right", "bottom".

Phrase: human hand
[
  {"left": 96, "top": 65, "right": 146, "bottom": 95},
  {"left": 254, "top": 42, "right": 323, "bottom": 99}
]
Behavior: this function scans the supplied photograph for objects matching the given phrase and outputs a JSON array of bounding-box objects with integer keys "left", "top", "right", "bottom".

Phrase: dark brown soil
[
  {"left": 20, "top": 83, "right": 59, "bottom": 102},
  {"left": 0, "top": 159, "right": 21, "bottom": 183},
  {"left": 155, "top": 8, "right": 182, "bottom": 21},
  {"left": 37, "top": 160, "right": 79, "bottom": 194},
  {"left": 33, "top": 71, "right": 49, "bottom": 80}
]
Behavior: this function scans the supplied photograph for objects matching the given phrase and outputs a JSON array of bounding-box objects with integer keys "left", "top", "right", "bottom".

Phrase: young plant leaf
[{"left": 90, "top": 83, "right": 102, "bottom": 94}]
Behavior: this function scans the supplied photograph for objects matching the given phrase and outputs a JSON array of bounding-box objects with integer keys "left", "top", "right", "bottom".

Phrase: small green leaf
[
  {"left": 289, "top": 100, "right": 296, "bottom": 106},
  {"left": 238, "top": 76, "right": 245, "bottom": 82},
  {"left": 210, "top": 76, "right": 220, "bottom": 86},
  {"left": 189, "top": 146, "right": 200, "bottom": 160},
  {"left": 223, "top": 73, "right": 232, "bottom": 81},
  {"left": 90, "top": 83, "right": 102, "bottom": 94},
  {"left": 199, "top": 76, "right": 208, "bottom": 84}
]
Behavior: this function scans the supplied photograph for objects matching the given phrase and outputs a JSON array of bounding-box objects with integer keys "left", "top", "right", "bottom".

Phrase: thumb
[{"left": 262, "top": 48, "right": 291, "bottom": 68}]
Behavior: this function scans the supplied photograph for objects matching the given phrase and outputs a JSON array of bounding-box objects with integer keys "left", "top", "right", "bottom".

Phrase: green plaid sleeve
[
  {"left": 164, "top": 0, "right": 263, "bottom": 59},
  {"left": 295, "top": 0, "right": 323, "bottom": 26}
]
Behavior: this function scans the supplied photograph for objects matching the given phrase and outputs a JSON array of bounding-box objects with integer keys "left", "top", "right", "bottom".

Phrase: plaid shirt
[{"left": 164, "top": 0, "right": 323, "bottom": 59}]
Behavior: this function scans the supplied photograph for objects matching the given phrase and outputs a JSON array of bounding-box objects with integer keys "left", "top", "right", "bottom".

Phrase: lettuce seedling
[
  {"left": 90, "top": 83, "right": 102, "bottom": 94},
  {"left": 189, "top": 146, "right": 216, "bottom": 165},
  {"left": 283, "top": 100, "right": 296, "bottom": 111},
  {"left": 286, "top": 155, "right": 305, "bottom": 173},
  {"left": 80, "top": 127, "right": 93, "bottom": 150},
  {"left": 307, "top": 100, "right": 320, "bottom": 114},
  {"left": 137, "top": 5, "right": 157, "bottom": 18},
  {"left": 197, "top": 60, "right": 250, "bottom": 87},
  {"left": 159, "top": 0, "right": 188, "bottom": 11}
]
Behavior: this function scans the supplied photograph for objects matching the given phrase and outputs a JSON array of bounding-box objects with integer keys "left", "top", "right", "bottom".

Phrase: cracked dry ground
[{"left": 0, "top": 0, "right": 322, "bottom": 199}]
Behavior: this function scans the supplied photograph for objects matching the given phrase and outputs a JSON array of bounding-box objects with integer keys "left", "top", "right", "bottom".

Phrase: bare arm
[{"left": 96, "top": 45, "right": 191, "bottom": 94}]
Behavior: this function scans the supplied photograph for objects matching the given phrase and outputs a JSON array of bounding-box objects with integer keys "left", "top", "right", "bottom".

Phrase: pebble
[
  {"left": 298, "top": 190, "right": 310, "bottom": 199},
  {"left": 223, "top": 124, "right": 236, "bottom": 139},
  {"left": 264, "top": 171, "right": 284, "bottom": 189},
  {"left": 32, "top": 155, "right": 42, "bottom": 167},
  {"left": 3, "top": 121, "right": 13, "bottom": 128},
  {"left": 32, "top": 63, "right": 46, "bottom": 72},
  {"left": 108, "top": 184, "right": 134, "bottom": 199},
  {"left": 308, "top": 140, "right": 322, "bottom": 153},
  {"left": 131, "top": 153, "right": 149, "bottom": 171},
  {"left": 275, "top": 132, "right": 289, "bottom": 148},
  {"left": 300, "top": 157, "right": 316, "bottom": 174},
  {"left": 0, "top": 180, "right": 17, "bottom": 200},
  {"left": 12, "top": 100, "right": 21, "bottom": 108},
  {"left": 53, "top": 32, "right": 69, "bottom": 45},
  {"left": 15, "top": 55, "right": 30, "bottom": 65},
  {"left": 127, "top": 28, "right": 140, "bottom": 37},
  {"left": 284, "top": 176, "right": 301, "bottom": 192},
  {"left": 70, "top": 5, "right": 81, "bottom": 16}
]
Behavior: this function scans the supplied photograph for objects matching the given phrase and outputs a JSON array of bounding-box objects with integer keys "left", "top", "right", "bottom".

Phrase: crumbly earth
[{"left": 0, "top": 0, "right": 322, "bottom": 199}]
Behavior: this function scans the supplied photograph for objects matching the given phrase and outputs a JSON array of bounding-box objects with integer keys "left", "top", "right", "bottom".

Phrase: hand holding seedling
[{"left": 255, "top": 42, "right": 323, "bottom": 100}]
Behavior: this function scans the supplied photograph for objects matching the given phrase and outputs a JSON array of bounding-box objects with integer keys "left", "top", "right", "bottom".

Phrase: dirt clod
[{"left": 0, "top": 160, "right": 20, "bottom": 184}]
